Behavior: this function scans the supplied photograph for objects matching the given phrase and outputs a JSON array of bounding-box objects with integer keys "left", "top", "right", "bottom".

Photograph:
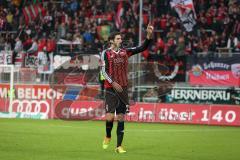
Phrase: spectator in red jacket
[
  {"left": 155, "top": 37, "right": 165, "bottom": 54},
  {"left": 46, "top": 36, "right": 56, "bottom": 62},
  {"left": 38, "top": 37, "right": 47, "bottom": 52}
]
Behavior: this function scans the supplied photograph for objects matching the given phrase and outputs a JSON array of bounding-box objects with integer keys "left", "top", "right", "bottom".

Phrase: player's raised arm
[{"left": 126, "top": 23, "right": 154, "bottom": 56}]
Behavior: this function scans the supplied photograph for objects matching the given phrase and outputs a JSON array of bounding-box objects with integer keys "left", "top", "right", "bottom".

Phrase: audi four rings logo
[{"left": 12, "top": 100, "right": 50, "bottom": 114}]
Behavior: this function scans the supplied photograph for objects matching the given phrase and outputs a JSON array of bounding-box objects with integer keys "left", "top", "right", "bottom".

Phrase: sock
[
  {"left": 106, "top": 121, "right": 113, "bottom": 138},
  {"left": 117, "top": 121, "right": 124, "bottom": 147}
]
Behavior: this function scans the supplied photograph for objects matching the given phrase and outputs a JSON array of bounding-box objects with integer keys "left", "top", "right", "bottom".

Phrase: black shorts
[{"left": 105, "top": 87, "right": 129, "bottom": 114}]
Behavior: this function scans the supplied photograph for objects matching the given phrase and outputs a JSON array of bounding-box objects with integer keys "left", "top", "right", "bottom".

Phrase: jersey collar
[{"left": 109, "top": 47, "right": 121, "bottom": 54}]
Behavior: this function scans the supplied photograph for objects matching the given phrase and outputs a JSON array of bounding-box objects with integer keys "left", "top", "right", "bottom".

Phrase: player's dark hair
[{"left": 108, "top": 32, "right": 121, "bottom": 42}]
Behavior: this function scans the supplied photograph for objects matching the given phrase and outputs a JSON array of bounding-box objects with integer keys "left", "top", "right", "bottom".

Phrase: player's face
[{"left": 113, "top": 35, "right": 122, "bottom": 48}]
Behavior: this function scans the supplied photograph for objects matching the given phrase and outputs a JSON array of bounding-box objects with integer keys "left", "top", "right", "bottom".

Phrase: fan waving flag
[
  {"left": 170, "top": 0, "right": 196, "bottom": 32},
  {"left": 22, "top": 4, "right": 46, "bottom": 25},
  {"left": 115, "top": 1, "right": 124, "bottom": 29}
]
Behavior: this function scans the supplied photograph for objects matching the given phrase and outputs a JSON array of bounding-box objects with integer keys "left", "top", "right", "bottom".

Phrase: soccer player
[{"left": 100, "top": 24, "right": 154, "bottom": 153}]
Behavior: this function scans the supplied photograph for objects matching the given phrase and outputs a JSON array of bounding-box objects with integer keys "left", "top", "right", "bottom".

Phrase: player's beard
[{"left": 115, "top": 42, "right": 122, "bottom": 50}]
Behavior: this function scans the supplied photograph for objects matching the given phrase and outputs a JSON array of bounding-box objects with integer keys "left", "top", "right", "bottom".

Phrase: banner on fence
[
  {"left": 189, "top": 55, "right": 240, "bottom": 87},
  {"left": 166, "top": 87, "right": 240, "bottom": 105},
  {"left": 1, "top": 84, "right": 240, "bottom": 126}
]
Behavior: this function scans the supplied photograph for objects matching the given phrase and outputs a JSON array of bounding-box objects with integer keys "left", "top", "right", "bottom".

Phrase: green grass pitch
[{"left": 0, "top": 118, "right": 240, "bottom": 160}]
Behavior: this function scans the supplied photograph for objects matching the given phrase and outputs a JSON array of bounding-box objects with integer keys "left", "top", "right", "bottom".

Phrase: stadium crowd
[{"left": 0, "top": 0, "right": 240, "bottom": 62}]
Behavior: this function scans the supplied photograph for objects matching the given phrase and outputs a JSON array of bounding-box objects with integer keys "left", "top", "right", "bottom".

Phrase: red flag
[
  {"left": 170, "top": 0, "right": 196, "bottom": 32},
  {"left": 115, "top": 1, "right": 124, "bottom": 29},
  {"left": 22, "top": 4, "right": 46, "bottom": 24}
]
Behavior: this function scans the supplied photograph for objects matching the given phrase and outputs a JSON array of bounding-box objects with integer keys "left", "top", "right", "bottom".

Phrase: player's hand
[
  {"left": 146, "top": 23, "right": 154, "bottom": 39},
  {"left": 112, "top": 81, "right": 123, "bottom": 92}
]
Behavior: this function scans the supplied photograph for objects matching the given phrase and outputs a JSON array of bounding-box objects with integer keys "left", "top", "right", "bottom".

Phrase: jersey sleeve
[
  {"left": 100, "top": 50, "right": 113, "bottom": 84},
  {"left": 126, "top": 39, "right": 152, "bottom": 57}
]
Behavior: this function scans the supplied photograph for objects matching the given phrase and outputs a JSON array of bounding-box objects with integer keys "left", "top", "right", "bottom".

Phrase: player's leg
[
  {"left": 115, "top": 100, "right": 127, "bottom": 153},
  {"left": 105, "top": 113, "right": 114, "bottom": 138},
  {"left": 103, "top": 88, "right": 118, "bottom": 149},
  {"left": 103, "top": 113, "right": 114, "bottom": 149},
  {"left": 116, "top": 113, "right": 125, "bottom": 145}
]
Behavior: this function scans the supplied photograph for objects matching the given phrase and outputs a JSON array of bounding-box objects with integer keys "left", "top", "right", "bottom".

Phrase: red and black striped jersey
[{"left": 100, "top": 39, "right": 151, "bottom": 88}]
